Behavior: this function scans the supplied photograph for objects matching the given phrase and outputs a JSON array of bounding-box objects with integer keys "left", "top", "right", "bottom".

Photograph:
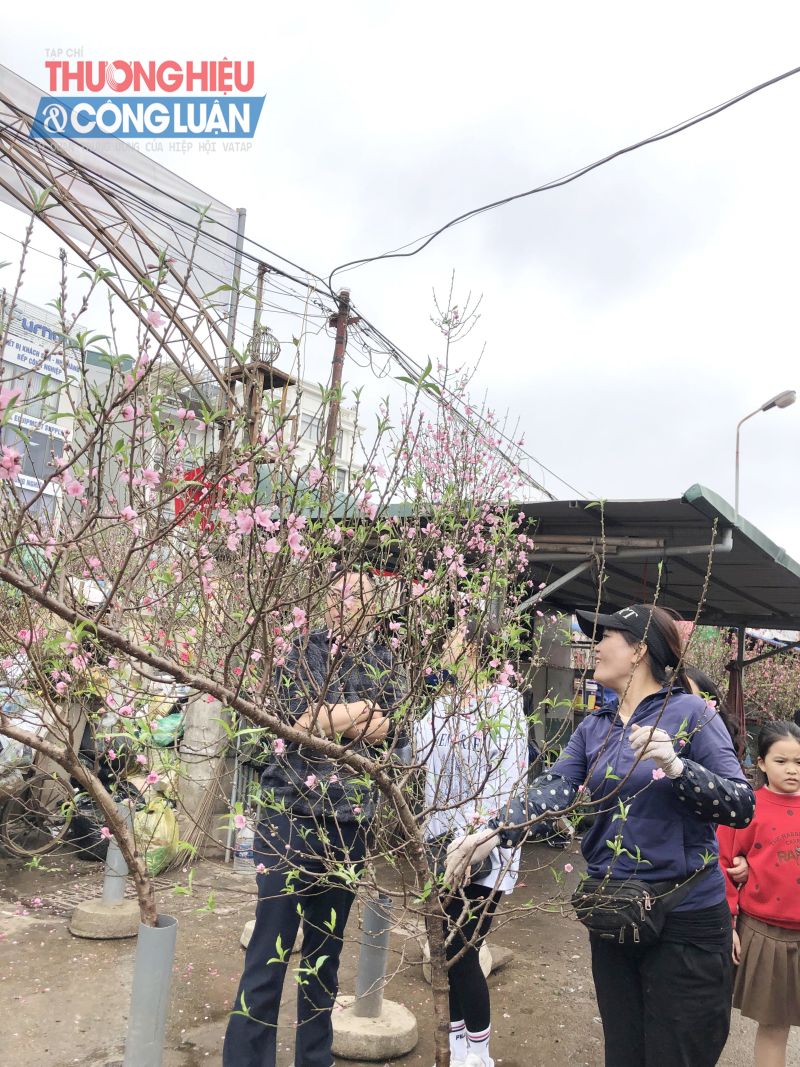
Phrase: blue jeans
[{"left": 223, "top": 812, "right": 366, "bottom": 1067}]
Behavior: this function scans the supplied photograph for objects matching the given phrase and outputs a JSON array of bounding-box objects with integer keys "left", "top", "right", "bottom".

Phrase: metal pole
[
  {"left": 352, "top": 894, "right": 392, "bottom": 1018},
  {"left": 735, "top": 406, "right": 763, "bottom": 519},
  {"left": 516, "top": 559, "right": 595, "bottom": 614},
  {"left": 737, "top": 625, "right": 747, "bottom": 758},
  {"left": 225, "top": 207, "right": 247, "bottom": 365},
  {"left": 735, "top": 422, "right": 744, "bottom": 518},
  {"left": 323, "top": 289, "right": 352, "bottom": 469},
  {"left": 123, "top": 914, "right": 178, "bottom": 1067},
  {"left": 246, "top": 265, "right": 268, "bottom": 452},
  {"left": 102, "top": 802, "right": 133, "bottom": 904},
  {"left": 531, "top": 528, "right": 734, "bottom": 564},
  {"left": 102, "top": 836, "right": 129, "bottom": 904},
  {"left": 225, "top": 733, "right": 242, "bottom": 864},
  {"left": 218, "top": 207, "right": 247, "bottom": 471}
]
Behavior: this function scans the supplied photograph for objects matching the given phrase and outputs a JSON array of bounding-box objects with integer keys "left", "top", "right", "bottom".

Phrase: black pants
[
  {"left": 590, "top": 934, "right": 733, "bottom": 1067},
  {"left": 223, "top": 812, "right": 366, "bottom": 1067},
  {"left": 444, "top": 883, "right": 500, "bottom": 1032}
]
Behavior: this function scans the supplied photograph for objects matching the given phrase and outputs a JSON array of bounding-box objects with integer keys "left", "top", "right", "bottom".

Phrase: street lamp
[{"left": 735, "top": 390, "right": 796, "bottom": 517}]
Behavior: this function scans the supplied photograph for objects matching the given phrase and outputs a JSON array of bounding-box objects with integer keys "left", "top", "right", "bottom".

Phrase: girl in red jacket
[{"left": 718, "top": 720, "right": 800, "bottom": 1067}]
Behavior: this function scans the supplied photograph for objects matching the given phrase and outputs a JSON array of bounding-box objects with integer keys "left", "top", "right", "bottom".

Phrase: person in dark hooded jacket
[{"left": 224, "top": 569, "right": 401, "bottom": 1067}]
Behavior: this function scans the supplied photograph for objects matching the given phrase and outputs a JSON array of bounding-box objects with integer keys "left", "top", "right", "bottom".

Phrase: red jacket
[{"left": 718, "top": 787, "right": 800, "bottom": 929}]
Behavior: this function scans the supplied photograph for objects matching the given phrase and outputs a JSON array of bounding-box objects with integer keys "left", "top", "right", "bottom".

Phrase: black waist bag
[{"left": 571, "top": 866, "right": 714, "bottom": 946}]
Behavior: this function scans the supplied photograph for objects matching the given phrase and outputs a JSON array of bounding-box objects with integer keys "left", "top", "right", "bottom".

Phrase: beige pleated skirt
[{"left": 734, "top": 912, "right": 800, "bottom": 1027}]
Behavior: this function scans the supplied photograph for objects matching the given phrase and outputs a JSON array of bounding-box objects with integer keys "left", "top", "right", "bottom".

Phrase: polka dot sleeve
[
  {"left": 672, "top": 758, "right": 755, "bottom": 828},
  {"left": 492, "top": 772, "right": 578, "bottom": 849}
]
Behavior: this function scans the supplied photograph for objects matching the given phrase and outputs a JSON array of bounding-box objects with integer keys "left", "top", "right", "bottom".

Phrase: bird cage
[{"left": 245, "top": 322, "right": 281, "bottom": 366}]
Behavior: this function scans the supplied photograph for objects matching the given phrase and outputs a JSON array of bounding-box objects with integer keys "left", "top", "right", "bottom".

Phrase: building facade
[{"left": 1, "top": 299, "right": 80, "bottom": 514}]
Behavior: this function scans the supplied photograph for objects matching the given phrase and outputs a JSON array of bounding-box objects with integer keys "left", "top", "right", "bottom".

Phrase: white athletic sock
[
  {"left": 450, "top": 1020, "right": 467, "bottom": 1060},
  {"left": 466, "top": 1024, "right": 492, "bottom": 1064}
]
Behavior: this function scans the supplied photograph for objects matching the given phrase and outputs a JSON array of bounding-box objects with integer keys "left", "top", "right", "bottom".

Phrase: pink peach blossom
[
  {"left": 0, "top": 386, "right": 22, "bottom": 412},
  {"left": 0, "top": 447, "right": 22, "bottom": 481},
  {"left": 140, "top": 468, "right": 160, "bottom": 488}
]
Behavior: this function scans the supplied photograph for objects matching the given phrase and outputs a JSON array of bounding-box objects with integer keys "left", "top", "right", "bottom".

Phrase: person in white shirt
[{"left": 413, "top": 619, "right": 528, "bottom": 1067}]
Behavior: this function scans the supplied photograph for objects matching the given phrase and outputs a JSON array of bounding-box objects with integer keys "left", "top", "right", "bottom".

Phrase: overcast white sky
[{"left": 3, "top": 2, "right": 800, "bottom": 557}]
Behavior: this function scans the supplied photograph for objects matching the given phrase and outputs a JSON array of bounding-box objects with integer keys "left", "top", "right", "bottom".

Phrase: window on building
[
  {"left": 335, "top": 468, "right": 347, "bottom": 493},
  {"left": 18, "top": 488, "right": 56, "bottom": 518},
  {"left": 300, "top": 413, "right": 343, "bottom": 456},
  {"left": 29, "top": 372, "right": 59, "bottom": 423},
  {"left": 300, "top": 413, "right": 322, "bottom": 444},
  {"left": 0, "top": 360, "right": 22, "bottom": 387},
  {"left": 1, "top": 426, "right": 64, "bottom": 482}
]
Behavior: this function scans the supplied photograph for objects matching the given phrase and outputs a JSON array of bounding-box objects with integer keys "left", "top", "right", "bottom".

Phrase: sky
[{"left": 2, "top": 2, "right": 800, "bottom": 557}]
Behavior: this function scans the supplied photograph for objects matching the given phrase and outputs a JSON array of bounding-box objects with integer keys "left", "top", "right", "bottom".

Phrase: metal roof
[{"left": 518, "top": 484, "right": 800, "bottom": 629}]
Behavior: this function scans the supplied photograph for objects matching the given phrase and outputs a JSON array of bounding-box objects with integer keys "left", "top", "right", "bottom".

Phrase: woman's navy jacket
[{"left": 495, "top": 687, "right": 755, "bottom": 911}]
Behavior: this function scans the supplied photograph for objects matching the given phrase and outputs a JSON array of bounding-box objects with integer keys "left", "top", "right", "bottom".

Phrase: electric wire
[
  {"left": 0, "top": 143, "right": 576, "bottom": 496},
  {"left": 6, "top": 61, "right": 781, "bottom": 497},
  {"left": 327, "top": 62, "right": 800, "bottom": 286},
  {"left": 0, "top": 96, "right": 330, "bottom": 292},
  {"left": 16, "top": 61, "right": 780, "bottom": 499},
  {"left": 0, "top": 141, "right": 585, "bottom": 497},
  {"left": 352, "top": 311, "right": 574, "bottom": 499},
  {"left": 8, "top": 60, "right": 799, "bottom": 304}
]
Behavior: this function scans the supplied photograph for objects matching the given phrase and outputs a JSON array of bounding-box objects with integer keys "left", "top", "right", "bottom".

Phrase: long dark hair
[
  {"left": 618, "top": 605, "right": 691, "bottom": 692},
  {"left": 684, "top": 665, "right": 741, "bottom": 750}
]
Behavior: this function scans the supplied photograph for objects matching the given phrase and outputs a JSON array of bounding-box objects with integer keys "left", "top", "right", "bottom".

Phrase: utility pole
[
  {"left": 323, "top": 289, "right": 357, "bottom": 470},
  {"left": 246, "top": 264, "right": 268, "bottom": 450}
]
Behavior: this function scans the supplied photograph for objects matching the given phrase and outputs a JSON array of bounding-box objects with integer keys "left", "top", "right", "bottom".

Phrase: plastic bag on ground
[
  {"left": 0, "top": 734, "right": 33, "bottom": 773},
  {"left": 0, "top": 735, "right": 33, "bottom": 798},
  {"left": 0, "top": 742, "right": 28, "bottom": 802},
  {"left": 133, "top": 798, "right": 180, "bottom": 876},
  {"left": 150, "top": 711, "right": 185, "bottom": 748}
]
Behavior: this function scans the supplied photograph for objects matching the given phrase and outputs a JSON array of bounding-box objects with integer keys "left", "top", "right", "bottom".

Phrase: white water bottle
[{"left": 233, "top": 820, "right": 255, "bottom": 874}]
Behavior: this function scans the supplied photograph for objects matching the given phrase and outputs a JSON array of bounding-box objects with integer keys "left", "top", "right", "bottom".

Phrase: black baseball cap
[{"left": 575, "top": 604, "right": 678, "bottom": 670}]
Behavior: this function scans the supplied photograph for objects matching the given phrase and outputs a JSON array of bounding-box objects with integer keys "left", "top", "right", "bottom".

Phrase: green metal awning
[{"left": 518, "top": 484, "right": 800, "bottom": 629}]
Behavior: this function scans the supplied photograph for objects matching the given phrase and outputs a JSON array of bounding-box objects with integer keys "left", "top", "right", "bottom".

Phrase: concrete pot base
[{"left": 332, "top": 995, "right": 418, "bottom": 1061}]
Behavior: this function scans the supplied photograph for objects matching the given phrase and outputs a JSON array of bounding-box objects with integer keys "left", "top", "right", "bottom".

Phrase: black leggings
[{"left": 443, "top": 883, "right": 500, "bottom": 1032}]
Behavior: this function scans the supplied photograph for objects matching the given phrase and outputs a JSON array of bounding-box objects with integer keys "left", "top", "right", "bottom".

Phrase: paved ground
[{"left": 1, "top": 842, "right": 798, "bottom": 1066}]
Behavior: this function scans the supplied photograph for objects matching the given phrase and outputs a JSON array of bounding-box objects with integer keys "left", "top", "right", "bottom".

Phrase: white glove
[
  {"left": 443, "top": 829, "right": 498, "bottom": 889},
  {"left": 554, "top": 814, "right": 577, "bottom": 842},
  {"left": 629, "top": 724, "right": 684, "bottom": 779}
]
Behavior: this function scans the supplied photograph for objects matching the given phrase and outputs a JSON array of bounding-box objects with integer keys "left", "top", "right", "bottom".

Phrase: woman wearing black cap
[{"left": 445, "top": 604, "right": 755, "bottom": 1067}]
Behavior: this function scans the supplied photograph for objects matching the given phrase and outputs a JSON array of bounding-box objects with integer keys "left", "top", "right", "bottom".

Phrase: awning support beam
[
  {"left": 520, "top": 530, "right": 734, "bottom": 614},
  {"left": 516, "top": 559, "right": 595, "bottom": 614},
  {"left": 728, "top": 636, "right": 800, "bottom": 669},
  {"left": 531, "top": 528, "right": 733, "bottom": 564}
]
